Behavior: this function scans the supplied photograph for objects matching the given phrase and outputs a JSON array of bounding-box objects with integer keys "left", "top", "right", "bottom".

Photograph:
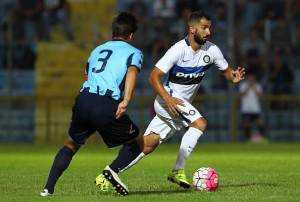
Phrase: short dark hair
[
  {"left": 112, "top": 12, "right": 138, "bottom": 38},
  {"left": 188, "top": 11, "right": 211, "bottom": 25}
]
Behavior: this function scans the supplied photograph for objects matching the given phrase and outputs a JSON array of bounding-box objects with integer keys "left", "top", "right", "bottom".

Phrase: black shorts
[
  {"left": 241, "top": 113, "right": 260, "bottom": 123},
  {"left": 68, "top": 92, "right": 139, "bottom": 148}
]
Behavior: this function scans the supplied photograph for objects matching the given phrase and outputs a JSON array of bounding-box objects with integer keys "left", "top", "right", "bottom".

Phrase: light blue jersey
[{"left": 81, "top": 40, "right": 143, "bottom": 100}]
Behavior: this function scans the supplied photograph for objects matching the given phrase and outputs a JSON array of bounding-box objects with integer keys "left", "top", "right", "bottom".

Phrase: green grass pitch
[{"left": 0, "top": 143, "right": 299, "bottom": 202}]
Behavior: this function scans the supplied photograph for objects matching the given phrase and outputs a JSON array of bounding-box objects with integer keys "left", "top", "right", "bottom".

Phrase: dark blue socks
[
  {"left": 109, "top": 141, "right": 141, "bottom": 173},
  {"left": 44, "top": 146, "right": 75, "bottom": 193}
]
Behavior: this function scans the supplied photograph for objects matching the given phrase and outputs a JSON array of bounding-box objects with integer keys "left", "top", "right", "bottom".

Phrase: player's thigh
[
  {"left": 175, "top": 98, "right": 203, "bottom": 127},
  {"left": 68, "top": 93, "right": 96, "bottom": 145},
  {"left": 98, "top": 114, "right": 140, "bottom": 148},
  {"left": 144, "top": 115, "right": 178, "bottom": 143}
]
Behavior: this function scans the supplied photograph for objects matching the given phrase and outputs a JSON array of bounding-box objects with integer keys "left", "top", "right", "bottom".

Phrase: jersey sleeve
[
  {"left": 155, "top": 44, "right": 181, "bottom": 73},
  {"left": 212, "top": 45, "right": 228, "bottom": 70},
  {"left": 127, "top": 50, "right": 143, "bottom": 71}
]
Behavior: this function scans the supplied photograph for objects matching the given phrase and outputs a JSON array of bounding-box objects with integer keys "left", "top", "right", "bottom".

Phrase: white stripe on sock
[{"left": 118, "top": 152, "right": 145, "bottom": 173}]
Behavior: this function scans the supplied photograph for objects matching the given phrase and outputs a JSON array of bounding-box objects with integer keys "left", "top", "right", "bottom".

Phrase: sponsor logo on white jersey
[{"left": 175, "top": 72, "right": 205, "bottom": 78}]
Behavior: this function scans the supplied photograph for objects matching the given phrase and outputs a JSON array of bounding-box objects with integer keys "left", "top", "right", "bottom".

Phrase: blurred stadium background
[{"left": 0, "top": 0, "right": 300, "bottom": 144}]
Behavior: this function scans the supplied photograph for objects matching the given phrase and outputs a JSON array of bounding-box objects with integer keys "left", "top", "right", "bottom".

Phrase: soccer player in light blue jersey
[{"left": 40, "top": 12, "right": 144, "bottom": 197}]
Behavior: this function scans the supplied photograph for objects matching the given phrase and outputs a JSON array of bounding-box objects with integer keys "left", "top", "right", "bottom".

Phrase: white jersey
[
  {"left": 144, "top": 37, "right": 229, "bottom": 141},
  {"left": 239, "top": 81, "right": 262, "bottom": 113},
  {"left": 155, "top": 37, "right": 228, "bottom": 102}
]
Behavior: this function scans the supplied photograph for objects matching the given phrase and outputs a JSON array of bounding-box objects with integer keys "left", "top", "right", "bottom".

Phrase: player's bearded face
[
  {"left": 193, "top": 19, "right": 211, "bottom": 45},
  {"left": 194, "top": 30, "right": 206, "bottom": 45}
]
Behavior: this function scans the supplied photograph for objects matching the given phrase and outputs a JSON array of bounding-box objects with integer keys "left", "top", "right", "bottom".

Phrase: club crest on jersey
[
  {"left": 203, "top": 55, "right": 210, "bottom": 63},
  {"left": 189, "top": 110, "right": 196, "bottom": 115}
]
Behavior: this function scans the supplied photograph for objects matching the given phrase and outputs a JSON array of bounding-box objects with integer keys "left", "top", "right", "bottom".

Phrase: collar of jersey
[{"left": 184, "top": 35, "right": 190, "bottom": 46}]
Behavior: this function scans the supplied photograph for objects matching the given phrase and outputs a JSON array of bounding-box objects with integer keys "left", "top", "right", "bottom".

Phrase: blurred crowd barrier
[{"left": 0, "top": 95, "right": 299, "bottom": 143}]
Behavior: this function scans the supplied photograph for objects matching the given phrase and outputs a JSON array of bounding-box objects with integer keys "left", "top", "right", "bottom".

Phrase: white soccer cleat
[
  {"left": 102, "top": 166, "right": 129, "bottom": 196},
  {"left": 40, "top": 189, "right": 52, "bottom": 197}
]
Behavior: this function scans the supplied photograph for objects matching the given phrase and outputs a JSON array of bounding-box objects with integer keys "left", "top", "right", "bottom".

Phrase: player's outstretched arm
[
  {"left": 223, "top": 66, "right": 246, "bottom": 83},
  {"left": 148, "top": 67, "right": 184, "bottom": 116},
  {"left": 115, "top": 66, "right": 139, "bottom": 119}
]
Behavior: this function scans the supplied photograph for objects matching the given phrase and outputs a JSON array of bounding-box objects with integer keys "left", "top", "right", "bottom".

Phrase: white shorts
[{"left": 144, "top": 96, "right": 202, "bottom": 143}]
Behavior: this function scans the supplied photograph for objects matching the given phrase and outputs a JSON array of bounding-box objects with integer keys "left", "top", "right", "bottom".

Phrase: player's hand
[
  {"left": 115, "top": 99, "right": 129, "bottom": 119},
  {"left": 232, "top": 67, "right": 245, "bottom": 83},
  {"left": 164, "top": 96, "right": 185, "bottom": 116}
]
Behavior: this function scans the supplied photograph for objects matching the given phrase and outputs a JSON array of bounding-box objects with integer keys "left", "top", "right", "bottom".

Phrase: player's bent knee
[
  {"left": 134, "top": 133, "right": 144, "bottom": 151},
  {"left": 143, "top": 133, "right": 160, "bottom": 155},
  {"left": 65, "top": 140, "right": 80, "bottom": 153},
  {"left": 191, "top": 118, "right": 207, "bottom": 131}
]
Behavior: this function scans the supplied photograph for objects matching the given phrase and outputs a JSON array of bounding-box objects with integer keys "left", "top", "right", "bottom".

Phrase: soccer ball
[{"left": 192, "top": 167, "right": 219, "bottom": 192}]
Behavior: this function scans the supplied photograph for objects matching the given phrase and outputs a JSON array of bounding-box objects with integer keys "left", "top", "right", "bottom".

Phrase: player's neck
[
  {"left": 112, "top": 37, "right": 130, "bottom": 42},
  {"left": 188, "top": 35, "right": 202, "bottom": 51}
]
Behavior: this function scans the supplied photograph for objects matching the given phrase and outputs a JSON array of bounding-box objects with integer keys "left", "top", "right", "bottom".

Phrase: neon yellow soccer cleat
[
  {"left": 95, "top": 174, "right": 110, "bottom": 192},
  {"left": 167, "top": 169, "right": 191, "bottom": 189}
]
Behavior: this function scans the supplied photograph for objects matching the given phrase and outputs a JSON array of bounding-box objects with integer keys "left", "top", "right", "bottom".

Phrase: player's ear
[
  {"left": 189, "top": 26, "right": 196, "bottom": 35},
  {"left": 128, "top": 33, "right": 134, "bottom": 41}
]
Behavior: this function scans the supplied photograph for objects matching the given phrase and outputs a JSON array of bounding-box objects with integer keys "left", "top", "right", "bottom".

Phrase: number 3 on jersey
[{"left": 92, "top": 49, "right": 113, "bottom": 73}]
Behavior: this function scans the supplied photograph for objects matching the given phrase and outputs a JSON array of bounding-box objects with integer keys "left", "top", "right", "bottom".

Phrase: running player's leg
[
  {"left": 40, "top": 140, "right": 80, "bottom": 196},
  {"left": 114, "top": 115, "right": 173, "bottom": 173},
  {"left": 95, "top": 115, "right": 171, "bottom": 193},
  {"left": 96, "top": 112, "right": 142, "bottom": 196},
  {"left": 168, "top": 99, "right": 206, "bottom": 188},
  {"left": 173, "top": 117, "right": 206, "bottom": 171},
  {"left": 40, "top": 92, "right": 95, "bottom": 197}
]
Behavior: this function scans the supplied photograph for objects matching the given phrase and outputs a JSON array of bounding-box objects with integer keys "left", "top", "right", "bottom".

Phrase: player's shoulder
[
  {"left": 117, "top": 41, "right": 142, "bottom": 55},
  {"left": 166, "top": 39, "right": 187, "bottom": 55},
  {"left": 174, "top": 38, "right": 189, "bottom": 49},
  {"left": 202, "top": 41, "right": 220, "bottom": 51},
  {"left": 202, "top": 41, "right": 225, "bottom": 57}
]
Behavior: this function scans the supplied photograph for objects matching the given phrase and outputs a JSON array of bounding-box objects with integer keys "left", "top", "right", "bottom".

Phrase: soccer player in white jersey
[{"left": 96, "top": 11, "right": 245, "bottom": 189}]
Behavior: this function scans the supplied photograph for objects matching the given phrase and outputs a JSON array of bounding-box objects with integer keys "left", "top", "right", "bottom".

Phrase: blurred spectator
[
  {"left": 128, "top": 0, "right": 153, "bottom": 68},
  {"left": 129, "top": 0, "right": 148, "bottom": 18},
  {"left": 152, "top": 0, "right": 176, "bottom": 19},
  {"left": 239, "top": 73, "right": 265, "bottom": 142},
  {"left": 12, "top": 39, "right": 37, "bottom": 70},
  {"left": 43, "top": 0, "right": 74, "bottom": 41},
  {"left": 171, "top": 5, "right": 192, "bottom": 38},
  {"left": 240, "top": 29, "right": 265, "bottom": 61},
  {"left": 12, "top": 0, "right": 45, "bottom": 42},
  {"left": 0, "top": 0, "right": 15, "bottom": 25},
  {"left": 0, "top": 0, "right": 15, "bottom": 68},
  {"left": 270, "top": 16, "right": 292, "bottom": 48},
  {"left": 240, "top": 29, "right": 266, "bottom": 82},
  {"left": 286, "top": 0, "right": 300, "bottom": 45},
  {"left": 238, "top": 0, "right": 262, "bottom": 32},
  {"left": 262, "top": 0, "right": 286, "bottom": 19},
  {"left": 151, "top": 32, "right": 173, "bottom": 64},
  {"left": 115, "top": 0, "right": 133, "bottom": 12},
  {"left": 0, "top": 22, "right": 8, "bottom": 69},
  {"left": 175, "top": 0, "right": 200, "bottom": 19},
  {"left": 244, "top": 50, "right": 264, "bottom": 83},
  {"left": 211, "top": 2, "right": 228, "bottom": 53},
  {"left": 269, "top": 48, "right": 294, "bottom": 95}
]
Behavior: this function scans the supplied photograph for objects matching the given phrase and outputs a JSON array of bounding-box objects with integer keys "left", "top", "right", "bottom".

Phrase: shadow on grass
[
  {"left": 130, "top": 189, "right": 192, "bottom": 195},
  {"left": 221, "top": 182, "right": 278, "bottom": 188}
]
